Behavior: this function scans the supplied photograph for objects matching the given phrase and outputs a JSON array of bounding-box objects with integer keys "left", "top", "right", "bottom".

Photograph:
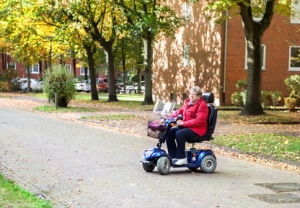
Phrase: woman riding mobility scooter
[{"left": 141, "top": 93, "right": 218, "bottom": 175}]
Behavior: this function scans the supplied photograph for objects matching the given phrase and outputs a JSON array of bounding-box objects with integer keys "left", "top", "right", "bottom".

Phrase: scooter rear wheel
[{"left": 157, "top": 156, "right": 171, "bottom": 175}]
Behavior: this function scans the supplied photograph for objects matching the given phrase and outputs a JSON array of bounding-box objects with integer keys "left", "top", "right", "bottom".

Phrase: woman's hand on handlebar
[{"left": 177, "top": 120, "right": 184, "bottom": 126}]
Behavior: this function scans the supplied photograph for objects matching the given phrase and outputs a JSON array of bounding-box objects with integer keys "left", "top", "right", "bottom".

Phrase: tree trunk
[
  {"left": 39, "top": 61, "right": 43, "bottom": 80},
  {"left": 1, "top": 51, "right": 7, "bottom": 71},
  {"left": 84, "top": 67, "right": 88, "bottom": 80},
  {"left": 72, "top": 57, "right": 77, "bottom": 77},
  {"left": 142, "top": 34, "right": 154, "bottom": 105},
  {"left": 26, "top": 66, "right": 31, "bottom": 92},
  {"left": 103, "top": 42, "right": 118, "bottom": 102},
  {"left": 137, "top": 68, "right": 142, "bottom": 93},
  {"left": 241, "top": 29, "right": 264, "bottom": 115},
  {"left": 239, "top": 1, "right": 275, "bottom": 115},
  {"left": 84, "top": 43, "right": 99, "bottom": 101}
]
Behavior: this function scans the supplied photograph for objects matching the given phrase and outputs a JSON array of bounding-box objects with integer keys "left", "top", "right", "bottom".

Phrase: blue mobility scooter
[{"left": 141, "top": 93, "right": 218, "bottom": 175}]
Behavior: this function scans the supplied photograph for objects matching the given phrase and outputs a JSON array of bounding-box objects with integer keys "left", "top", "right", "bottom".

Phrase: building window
[
  {"left": 245, "top": 44, "right": 266, "bottom": 70},
  {"left": 289, "top": 46, "right": 300, "bottom": 71},
  {"left": 80, "top": 66, "right": 89, "bottom": 75},
  {"left": 7, "top": 62, "right": 16, "bottom": 70},
  {"left": 30, "top": 64, "right": 39, "bottom": 74},
  {"left": 182, "top": 1, "right": 191, "bottom": 21},
  {"left": 65, "top": 64, "right": 72, "bottom": 73},
  {"left": 291, "top": 0, "right": 300, "bottom": 23},
  {"left": 183, "top": 45, "right": 190, "bottom": 67}
]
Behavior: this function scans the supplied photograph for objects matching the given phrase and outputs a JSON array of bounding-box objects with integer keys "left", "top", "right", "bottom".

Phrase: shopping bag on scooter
[{"left": 147, "top": 120, "right": 166, "bottom": 138}]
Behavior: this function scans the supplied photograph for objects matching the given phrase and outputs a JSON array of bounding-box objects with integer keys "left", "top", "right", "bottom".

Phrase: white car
[
  {"left": 83, "top": 80, "right": 91, "bottom": 92},
  {"left": 74, "top": 80, "right": 89, "bottom": 92},
  {"left": 18, "top": 78, "right": 43, "bottom": 92},
  {"left": 134, "top": 81, "right": 145, "bottom": 93},
  {"left": 120, "top": 83, "right": 136, "bottom": 94}
]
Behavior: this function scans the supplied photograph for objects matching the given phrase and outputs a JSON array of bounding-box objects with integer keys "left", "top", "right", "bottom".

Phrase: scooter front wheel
[
  {"left": 142, "top": 162, "right": 155, "bottom": 172},
  {"left": 157, "top": 156, "right": 171, "bottom": 175}
]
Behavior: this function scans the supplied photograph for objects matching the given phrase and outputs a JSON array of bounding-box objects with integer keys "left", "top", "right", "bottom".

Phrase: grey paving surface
[{"left": 0, "top": 107, "right": 299, "bottom": 208}]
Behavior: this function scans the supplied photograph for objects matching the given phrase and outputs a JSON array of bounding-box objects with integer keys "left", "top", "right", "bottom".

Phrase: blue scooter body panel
[
  {"left": 142, "top": 148, "right": 171, "bottom": 161},
  {"left": 141, "top": 147, "right": 215, "bottom": 168}
]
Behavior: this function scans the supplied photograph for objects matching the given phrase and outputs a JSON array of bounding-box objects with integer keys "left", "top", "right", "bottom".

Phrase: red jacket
[{"left": 171, "top": 97, "right": 209, "bottom": 136}]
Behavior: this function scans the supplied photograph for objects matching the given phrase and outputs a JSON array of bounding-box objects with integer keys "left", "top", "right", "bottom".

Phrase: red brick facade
[
  {"left": 153, "top": 1, "right": 300, "bottom": 106},
  {"left": 225, "top": 13, "right": 300, "bottom": 105},
  {"left": 153, "top": 1, "right": 223, "bottom": 105}
]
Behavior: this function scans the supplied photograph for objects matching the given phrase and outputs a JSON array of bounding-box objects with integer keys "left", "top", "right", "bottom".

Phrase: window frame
[
  {"left": 65, "top": 64, "right": 72, "bottom": 74},
  {"left": 182, "top": 45, "right": 190, "bottom": 67},
  {"left": 80, "top": 66, "right": 89, "bottom": 75},
  {"left": 244, "top": 44, "right": 266, "bottom": 70},
  {"left": 7, "top": 62, "right": 16, "bottom": 70},
  {"left": 182, "top": 1, "right": 191, "bottom": 21},
  {"left": 289, "top": 46, "right": 300, "bottom": 71},
  {"left": 291, "top": 0, "right": 300, "bottom": 23},
  {"left": 30, "top": 64, "right": 40, "bottom": 74}
]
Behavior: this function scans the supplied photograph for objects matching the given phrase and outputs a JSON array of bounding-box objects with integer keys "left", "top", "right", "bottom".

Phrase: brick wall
[{"left": 225, "top": 13, "right": 300, "bottom": 105}]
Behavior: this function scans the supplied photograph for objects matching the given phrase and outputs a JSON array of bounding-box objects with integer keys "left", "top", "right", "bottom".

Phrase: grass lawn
[
  {"left": 0, "top": 174, "right": 52, "bottom": 208},
  {"left": 212, "top": 110, "right": 300, "bottom": 163}
]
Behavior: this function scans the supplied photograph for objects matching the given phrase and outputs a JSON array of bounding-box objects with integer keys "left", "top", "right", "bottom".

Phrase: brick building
[{"left": 152, "top": 1, "right": 300, "bottom": 106}]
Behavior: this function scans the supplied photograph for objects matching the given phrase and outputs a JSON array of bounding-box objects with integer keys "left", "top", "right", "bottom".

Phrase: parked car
[
  {"left": 134, "top": 81, "right": 145, "bottom": 93},
  {"left": 120, "top": 81, "right": 145, "bottom": 94},
  {"left": 120, "top": 84, "right": 136, "bottom": 94},
  {"left": 97, "top": 78, "right": 108, "bottom": 92},
  {"left": 97, "top": 78, "right": 121, "bottom": 93},
  {"left": 18, "top": 78, "right": 43, "bottom": 92},
  {"left": 74, "top": 80, "right": 89, "bottom": 92}
]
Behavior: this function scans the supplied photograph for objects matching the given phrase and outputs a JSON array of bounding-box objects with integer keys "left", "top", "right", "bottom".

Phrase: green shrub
[
  {"left": 235, "top": 80, "right": 247, "bottom": 91},
  {"left": 285, "top": 75, "right": 300, "bottom": 106},
  {"left": 231, "top": 92, "right": 243, "bottom": 106},
  {"left": 1, "top": 69, "right": 18, "bottom": 91},
  {"left": 0, "top": 81, "right": 9, "bottom": 91},
  {"left": 284, "top": 97, "right": 297, "bottom": 112},
  {"left": 43, "top": 66, "right": 75, "bottom": 107},
  {"left": 261, "top": 91, "right": 282, "bottom": 108}
]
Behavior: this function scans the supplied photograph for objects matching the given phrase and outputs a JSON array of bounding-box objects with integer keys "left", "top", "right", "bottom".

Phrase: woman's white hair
[{"left": 189, "top": 86, "right": 202, "bottom": 96}]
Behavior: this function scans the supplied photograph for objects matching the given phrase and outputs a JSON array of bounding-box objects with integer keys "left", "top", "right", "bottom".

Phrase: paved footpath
[{"left": 0, "top": 107, "right": 299, "bottom": 208}]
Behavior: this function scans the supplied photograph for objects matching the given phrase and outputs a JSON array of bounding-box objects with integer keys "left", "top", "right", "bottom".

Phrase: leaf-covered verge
[
  {"left": 218, "top": 109, "right": 300, "bottom": 124},
  {"left": 211, "top": 110, "right": 300, "bottom": 163},
  {"left": 0, "top": 173, "right": 52, "bottom": 208},
  {"left": 32, "top": 93, "right": 300, "bottom": 164},
  {"left": 3, "top": 92, "right": 300, "bottom": 165}
]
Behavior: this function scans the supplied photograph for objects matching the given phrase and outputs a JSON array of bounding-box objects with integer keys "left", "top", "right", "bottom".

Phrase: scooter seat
[{"left": 186, "top": 134, "right": 214, "bottom": 143}]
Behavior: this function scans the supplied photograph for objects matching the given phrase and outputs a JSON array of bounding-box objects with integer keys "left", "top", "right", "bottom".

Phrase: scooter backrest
[
  {"left": 207, "top": 104, "right": 218, "bottom": 136},
  {"left": 202, "top": 92, "right": 214, "bottom": 103}
]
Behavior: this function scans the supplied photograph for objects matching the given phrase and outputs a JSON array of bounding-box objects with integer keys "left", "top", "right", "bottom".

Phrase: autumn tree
[
  {"left": 56, "top": 23, "right": 101, "bottom": 100},
  {"left": 81, "top": 0, "right": 123, "bottom": 102},
  {"left": 117, "top": 0, "right": 183, "bottom": 104},
  {"left": 203, "top": 0, "right": 290, "bottom": 115},
  {"left": 1, "top": 1, "right": 48, "bottom": 91},
  {"left": 0, "top": 0, "right": 62, "bottom": 85},
  {"left": 114, "top": 36, "right": 144, "bottom": 93},
  {"left": 38, "top": 0, "right": 128, "bottom": 102}
]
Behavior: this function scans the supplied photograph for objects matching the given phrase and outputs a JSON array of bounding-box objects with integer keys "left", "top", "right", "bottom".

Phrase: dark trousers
[{"left": 166, "top": 127, "right": 198, "bottom": 159}]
